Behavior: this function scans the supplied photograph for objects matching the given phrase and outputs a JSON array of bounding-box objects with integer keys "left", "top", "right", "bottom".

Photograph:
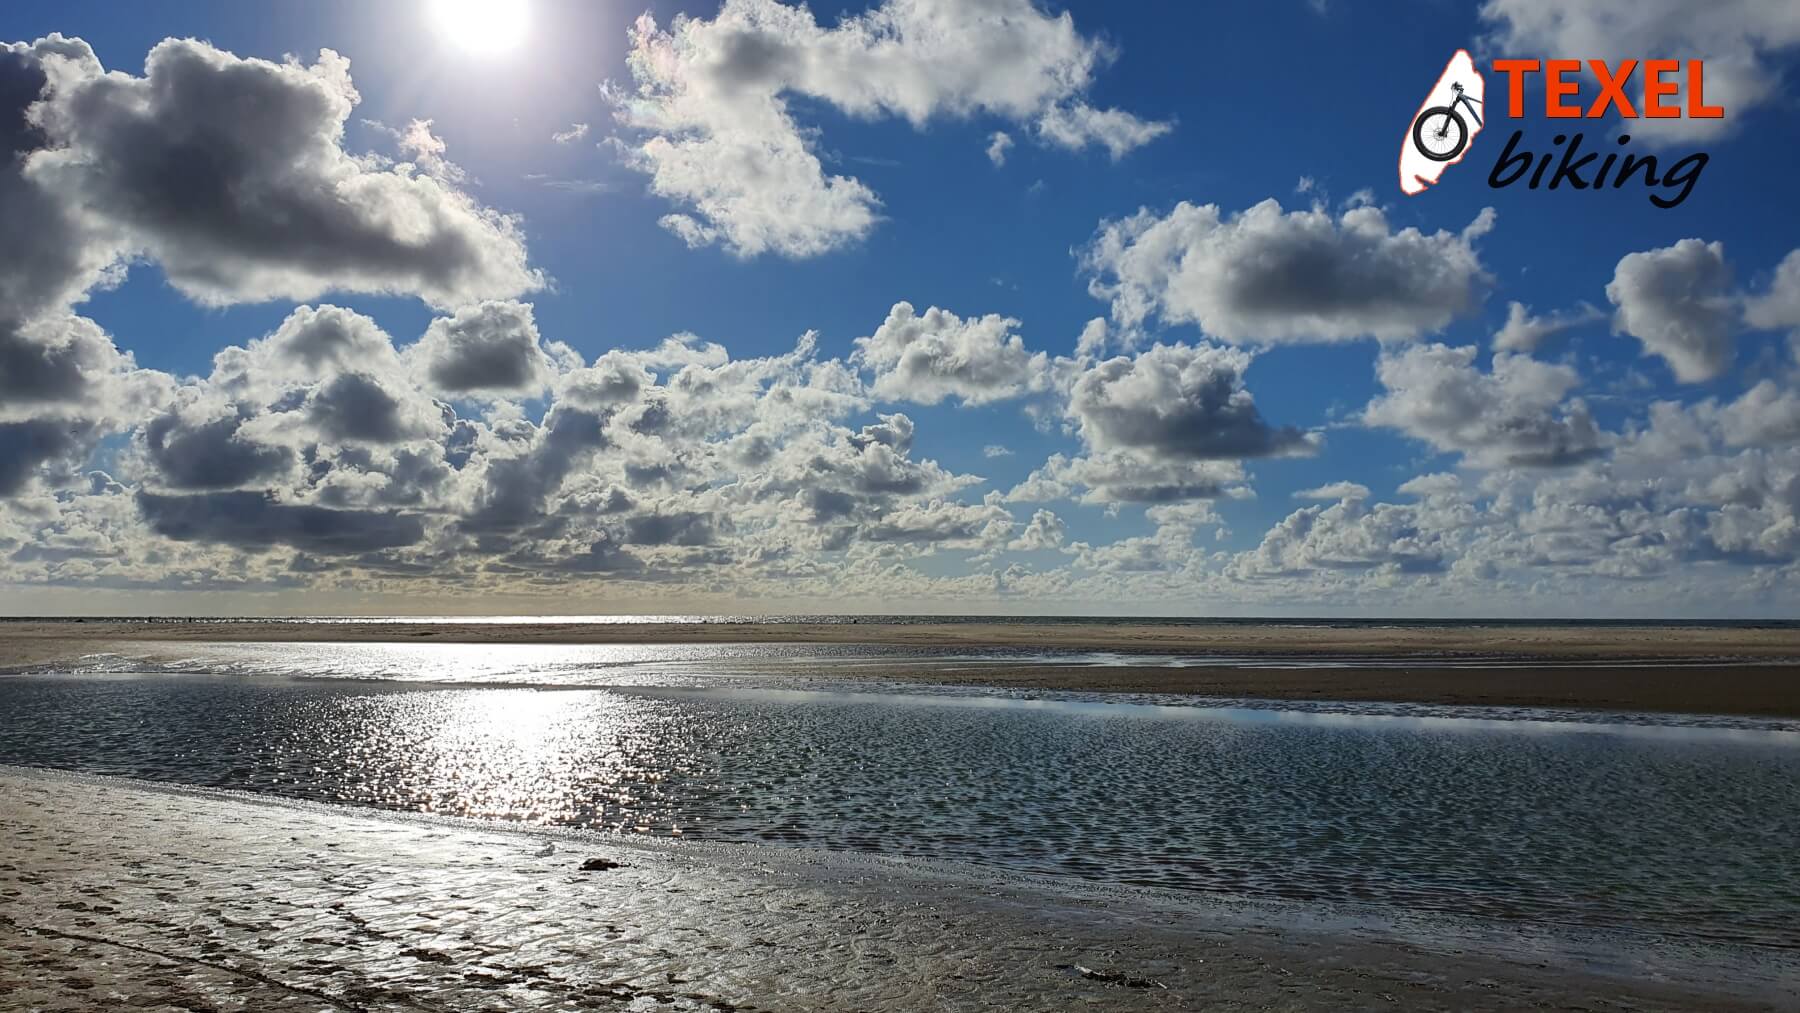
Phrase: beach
[
  {"left": 6, "top": 619, "right": 1800, "bottom": 1010},
  {"left": 5, "top": 619, "right": 1800, "bottom": 716},
  {"left": 3, "top": 766, "right": 1789, "bottom": 1012}
]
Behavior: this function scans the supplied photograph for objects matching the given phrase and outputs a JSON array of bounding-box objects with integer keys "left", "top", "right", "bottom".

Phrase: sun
[{"left": 429, "top": 0, "right": 529, "bottom": 56}]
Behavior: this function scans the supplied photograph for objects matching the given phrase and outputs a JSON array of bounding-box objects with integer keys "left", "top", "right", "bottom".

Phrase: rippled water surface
[{"left": 4, "top": 673, "right": 1799, "bottom": 950}]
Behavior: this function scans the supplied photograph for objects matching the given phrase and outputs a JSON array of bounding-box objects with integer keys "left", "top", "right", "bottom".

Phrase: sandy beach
[
  {"left": 5, "top": 619, "right": 1800, "bottom": 716},
  {"left": 2, "top": 766, "right": 1789, "bottom": 1012}
]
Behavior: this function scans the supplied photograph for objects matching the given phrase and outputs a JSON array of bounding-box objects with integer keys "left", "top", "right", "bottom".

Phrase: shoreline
[
  {"left": 4, "top": 619, "right": 1800, "bottom": 716},
  {"left": 3, "top": 766, "right": 1791, "bottom": 1011}
]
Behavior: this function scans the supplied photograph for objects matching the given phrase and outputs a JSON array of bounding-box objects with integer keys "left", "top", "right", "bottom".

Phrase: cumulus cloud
[
  {"left": 1009, "top": 508, "right": 1066, "bottom": 550},
  {"left": 138, "top": 491, "right": 425, "bottom": 555},
  {"left": 1480, "top": 0, "right": 1800, "bottom": 144},
  {"left": 25, "top": 37, "right": 541, "bottom": 307},
  {"left": 0, "top": 420, "right": 97, "bottom": 497},
  {"left": 1081, "top": 200, "right": 1493, "bottom": 344},
  {"left": 552, "top": 122, "right": 590, "bottom": 144},
  {"left": 1068, "top": 344, "right": 1313, "bottom": 460},
  {"left": 1364, "top": 344, "right": 1604, "bottom": 468},
  {"left": 1606, "top": 239, "right": 1737, "bottom": 382},
  {"left": 1008, "top": 451, "right": 1247, "bottom": 505},
  {"left": 0, "top": 31, "right": 554, "bottom": 498},
  {"left": 1745, "top": 249, "right": 1800, "bottom": 338},
  {"left": 609, "top": 0, "right": 1168, "bottom": 258},
  {"left": 854, "top": 302, "right": 1050, "bottom": 406},
  {"left": 1295, "top": 481, "right": 1370, "bottom": 501},
  {"left": 1232, "top": 496, "right": 1466, "bottom": 578},
  {"left": 411, "top": 300, "right": 555, "bottom": 396},
  {"left": 1491, "top": 300, "right": 1603, "bottom": 353}
]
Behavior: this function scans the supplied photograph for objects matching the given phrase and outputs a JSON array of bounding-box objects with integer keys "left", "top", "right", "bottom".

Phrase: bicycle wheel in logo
[{"left": 1412, "top": 106, "right": 1468, "bottom": 161}]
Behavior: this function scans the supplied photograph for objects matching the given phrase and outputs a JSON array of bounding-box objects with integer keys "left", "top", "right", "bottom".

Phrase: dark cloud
[
  {"left": 25, "top": 38, "right": 540, "bottom": 307},
  {"left": 0, "top": 316, "right": 119, "bottom": 404},
  {"left": 624, "top": 510, "right": 717, "bottom": 546},
  {"left": 1082, "top": 200, "right": 1493, "bottom": 344},
  {"left": 414, "top": 300, "right": 552, "bottom": 395},
  {"left": 144, "top": 408, "right": 292, "bottom": 489},
  {"left": 463, "top": 405, "right": 609, "bottom": 532},
  {"left": 308, "top": 372, "right": 439, "bottom": 443},
  {"left": 0, "top": 419, "right": 92, "bottom": 496},
  {"left": 1069, "top": 344, "right": 1311, "bottom": 460},
  {"left": 136, "top": 491, "right": 424, "bottom": 554}
]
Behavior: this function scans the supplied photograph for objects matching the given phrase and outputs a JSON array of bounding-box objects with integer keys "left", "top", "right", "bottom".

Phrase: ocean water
[{"left": 3, "top": 664, "right": 1798, "bottom": 952}]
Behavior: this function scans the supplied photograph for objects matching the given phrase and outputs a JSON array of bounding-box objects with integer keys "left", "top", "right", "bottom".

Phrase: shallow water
[{"left": 2, "top": 672, "right": 1798, "bottom": 950}]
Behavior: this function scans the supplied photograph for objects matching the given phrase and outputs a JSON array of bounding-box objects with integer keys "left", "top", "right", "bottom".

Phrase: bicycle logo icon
[
  {"left": 1413, "top": 82, "right": 1483, "bottom": 161},
  {"left": 1400, "top": 50, "right": 1486, "bottom": 196}
]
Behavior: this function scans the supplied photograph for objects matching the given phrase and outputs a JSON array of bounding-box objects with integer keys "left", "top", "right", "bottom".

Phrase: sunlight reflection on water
[{"left": 3, "top": 675, "right": 1799, "bottom": 950}]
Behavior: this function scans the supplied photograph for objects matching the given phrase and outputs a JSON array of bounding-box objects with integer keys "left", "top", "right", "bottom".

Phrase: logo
[
  {"left": 1401, "top": 50, "right": 1484, "bottom": 195},
  {"left": 1400, "top": 56, "right": 1720, "bottom": 208}
]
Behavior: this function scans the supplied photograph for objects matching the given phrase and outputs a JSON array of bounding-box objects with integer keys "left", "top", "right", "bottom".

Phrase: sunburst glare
[{"left": 428, "top": 0, "right": 529, "bottom": 55}]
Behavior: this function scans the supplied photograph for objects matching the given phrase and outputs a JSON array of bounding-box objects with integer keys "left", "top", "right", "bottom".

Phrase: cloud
[
  {"left": 609, "top": 0, "right": 1167, "bottom": 258},
  {"left": 143, "top": 407, "right": 296, "bottom": 490},
  {"left": 1068, "top": 343, "right": 1313, "bottom": 459},
  {"left": 1745, "top": 249, "right": 1800, "bottom": 337},
  {"left": 0, "top": 420, "right": 96, "bottom": 497},
  {"left": 1232, "top": 497, "right": 1461, "bottom": 578},
  {"left": 985, "top": 131, "right": 1013, "bottom": 167},
  {"left": 1295, "top": 481, "right": 1370, "bottom": 501},
  {"left": 24, "top": 37, "right": 541, "bottom": 307},
  {"left": 1606, "top": 239, "right": 1737, "bottom": 382},
  {"left": 411, "top": 300, "right": 554, "bottom": 396},
  {"left": 853, "top": 302, "right": 1050, "bottom": 406},
  {"left": 1480, "top": 0, "right": 1800, "bottom": 144},
  {"left": 1009, "top": 508, "right": 1066, "bottom": 550},
  {"left": 1081, "top": 200, "right": 1493, "bottom": 344},
  {"left": 1008, "top": 451, "right": 1247, "bottom": 505},
  {"left": 551, "top": 122, "right": 590, "bottom": 144},
  {"left": 137, "top": 491, "right": 425, "bottom": 554},
  {"left": 1035, "top": 101, "right": 1172, "bottom": 159},
  {"left": 1491, "top": 300, "right": 1603, "bottom": 353},
  {"left": 1364, "top": 344, "right": 1604, "bottom": 468},
  {"left": 982, "top": 444, "right": 1013, "bottom": 458}
]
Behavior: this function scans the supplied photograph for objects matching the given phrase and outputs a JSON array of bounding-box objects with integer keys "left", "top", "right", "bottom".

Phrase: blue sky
[{"left": 4, "top": 0, "right": 1800, "bottom": 615}]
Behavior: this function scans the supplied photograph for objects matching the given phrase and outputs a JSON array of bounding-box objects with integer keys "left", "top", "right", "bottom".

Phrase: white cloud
[
  {"left": 1480, "top": 0, "right": 1800, "bottom": 144},
  {"left": 1606, "top": 239, "right": 1737, "bottom": 382},
  {"left": 1034, "top": 101, "right": 1172, "bottom": 159},
  {"left": 1295, "top": 481, "right": 1370, "bottom": 501},
  {"left": 1491, "top": 300, "right": 1603, "bottom": 353},
  {"left": 1081, "top": 200, "right": 1493, "bottom": 344},
  {"left": 1745, "top": 249, "right": 1800, "bottom": 337},
  {"left": 1364, "top": 345, "right": 1604, "bottom": 468},
  {"left": 552, "top": 122, "right": 590, "bottom": 144},
  {"left": 609, "top": 0, "right": 1168, "bottom": 258},
  {"left": 24, "top": 38, "right": 542, "bottom": 307},
  {"left": 985, "top": 130, "right": 1013, "bottom": 167},
  {"left": 854, "top": 302, "right": 1050, "bottom": 406}
]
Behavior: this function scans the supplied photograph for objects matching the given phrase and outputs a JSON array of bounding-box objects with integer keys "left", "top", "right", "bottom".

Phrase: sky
[{"left": 3, "top": 0, "right": 1800, "bottom": 617}]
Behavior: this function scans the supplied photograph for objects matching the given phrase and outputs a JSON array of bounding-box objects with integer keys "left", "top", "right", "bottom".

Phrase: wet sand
[
  {"left": 2, "top": 767, "right": 1790, "bottom": 1011},
  {"left": 4, "top": 619, "right": 1800, "bottom": 717}
]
